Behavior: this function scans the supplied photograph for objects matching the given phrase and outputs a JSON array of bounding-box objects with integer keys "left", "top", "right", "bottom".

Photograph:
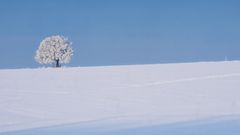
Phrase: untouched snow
[{"left": 1, "top": 61, "right": 240, "bottom": 133}]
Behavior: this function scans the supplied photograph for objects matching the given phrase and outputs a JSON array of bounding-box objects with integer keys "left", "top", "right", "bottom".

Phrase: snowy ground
[
  {"left": 1, "top": 61, "right": 240, "bottom": 134},
  {"left": 3, "top": 117, "right": 240, "bottom": 135}
]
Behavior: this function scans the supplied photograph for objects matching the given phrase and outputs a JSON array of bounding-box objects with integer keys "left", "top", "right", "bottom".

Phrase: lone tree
[{"left": 35, "top": 35, "right": 73, "bottom": 67}]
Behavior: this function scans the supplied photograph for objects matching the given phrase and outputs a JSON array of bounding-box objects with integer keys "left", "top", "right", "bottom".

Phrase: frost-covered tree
[{"left": 35, "top": 35, "right": 73, "bottom": 67}]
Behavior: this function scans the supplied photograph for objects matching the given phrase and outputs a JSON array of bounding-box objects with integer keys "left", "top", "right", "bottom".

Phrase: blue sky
[{"left": 0, "top": 0, "right": 240, "bottom": 69}]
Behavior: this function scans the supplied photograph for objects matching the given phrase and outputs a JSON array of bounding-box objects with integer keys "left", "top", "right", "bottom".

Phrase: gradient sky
[{"left": 0, "top": 0, "right": 240, "bottom": 69}]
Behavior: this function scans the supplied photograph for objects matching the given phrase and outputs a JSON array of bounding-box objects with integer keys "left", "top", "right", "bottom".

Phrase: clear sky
[{"left": 0, "top": 0, "right": 240, "bottom": 69}]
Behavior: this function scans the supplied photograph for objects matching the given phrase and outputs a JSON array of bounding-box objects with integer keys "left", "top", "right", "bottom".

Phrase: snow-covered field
[{"left": 1, "top": 61, "right": 240, "bottom": 134}]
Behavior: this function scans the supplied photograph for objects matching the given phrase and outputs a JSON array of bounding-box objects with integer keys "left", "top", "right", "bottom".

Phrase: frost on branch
[{"left": 35, "top": 35, "right": 73, "bottom": 67}]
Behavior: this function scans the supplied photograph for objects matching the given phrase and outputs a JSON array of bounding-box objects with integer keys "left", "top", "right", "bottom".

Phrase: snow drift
[{"left": 1, "top": 61, "right": 240, "bottom": 133}]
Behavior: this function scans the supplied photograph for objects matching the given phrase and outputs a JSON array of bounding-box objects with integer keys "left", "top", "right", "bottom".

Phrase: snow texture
[{"left": 0, "top": 61, "right": 240, "bottom": 133}]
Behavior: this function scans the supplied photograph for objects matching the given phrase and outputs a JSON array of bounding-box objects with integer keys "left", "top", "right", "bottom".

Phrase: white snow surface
[{"left": 1, "top": 61, "right": 240, "bottom": 133}]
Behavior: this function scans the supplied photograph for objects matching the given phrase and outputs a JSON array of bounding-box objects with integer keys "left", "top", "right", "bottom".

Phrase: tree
[{"left": 35, "top": 35, "right": 73, "bottom": 67}]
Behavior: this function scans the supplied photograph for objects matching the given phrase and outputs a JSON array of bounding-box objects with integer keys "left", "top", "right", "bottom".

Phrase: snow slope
[{"left": 1, "top": 61, "right": 240, "bottom": 133}]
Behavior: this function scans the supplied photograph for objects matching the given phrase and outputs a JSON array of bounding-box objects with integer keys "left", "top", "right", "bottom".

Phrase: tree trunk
[{"left": 56, "top": 59, "right": 60, "bottom": 68}]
